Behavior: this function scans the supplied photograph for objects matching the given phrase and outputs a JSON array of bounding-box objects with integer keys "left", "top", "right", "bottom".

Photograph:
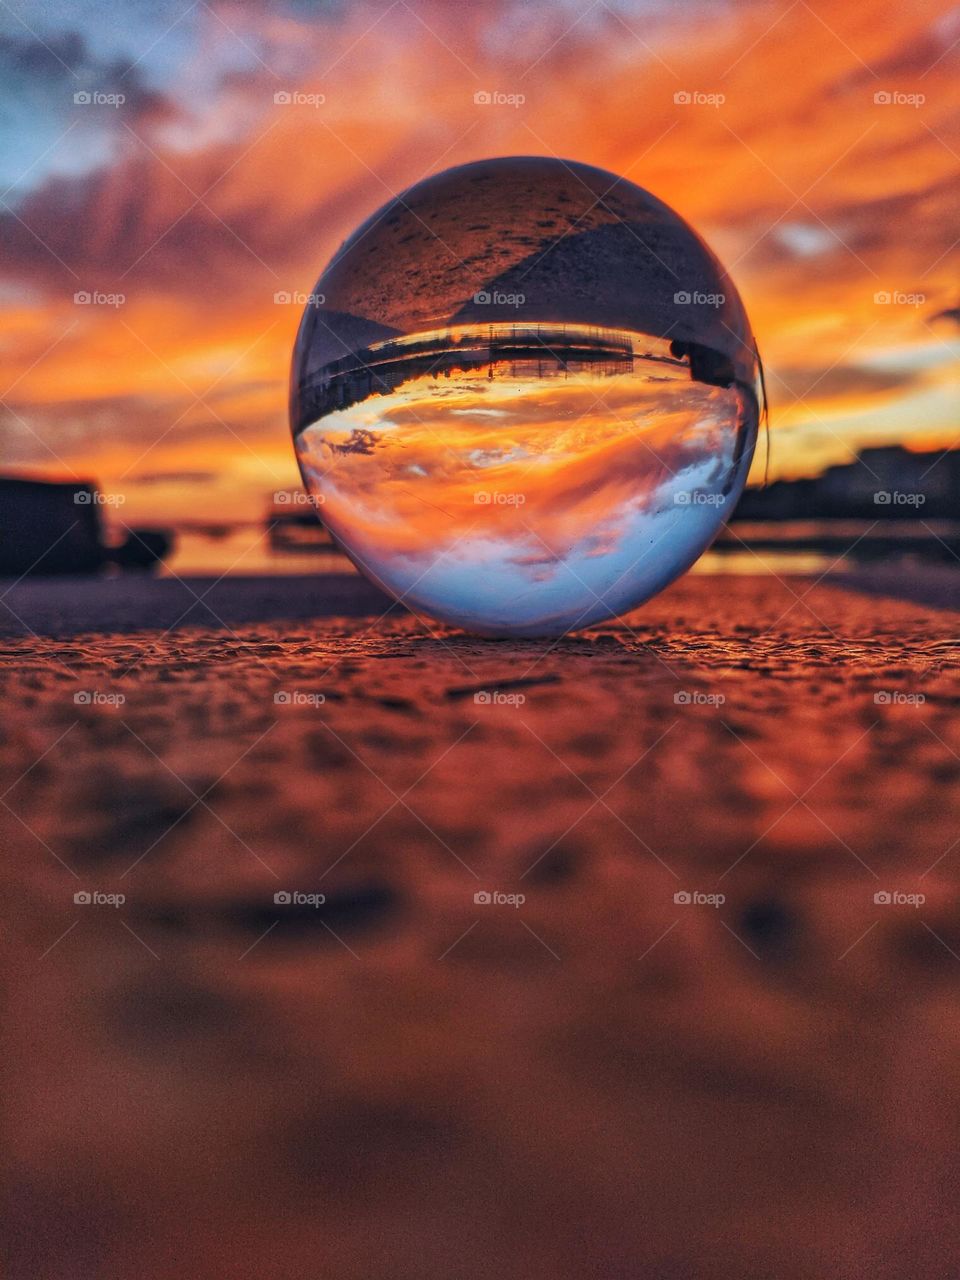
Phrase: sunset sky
[{"left": 1, "top": 0, "right": 957, "bottom": 524}]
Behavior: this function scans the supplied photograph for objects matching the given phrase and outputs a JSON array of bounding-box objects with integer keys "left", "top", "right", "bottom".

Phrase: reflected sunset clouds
[{"left": 296, "top": 337, "right": 755, "bottom": 633}]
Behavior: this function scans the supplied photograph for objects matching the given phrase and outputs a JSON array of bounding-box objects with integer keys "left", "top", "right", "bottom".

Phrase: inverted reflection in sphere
[{"left": 290, "top": 157, "right": 762, "bottom": 636}]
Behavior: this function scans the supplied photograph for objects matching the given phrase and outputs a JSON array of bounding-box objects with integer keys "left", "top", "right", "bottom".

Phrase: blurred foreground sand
[{"left": 2, "top": 573, "right": 959, "bottom": 1279}]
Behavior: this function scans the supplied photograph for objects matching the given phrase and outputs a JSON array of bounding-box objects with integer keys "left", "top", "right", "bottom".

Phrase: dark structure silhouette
[
  {"left": 265, "top": 493, "right": 334, "bottom": 552},
  {"left": 733, "top": 447, "right": 960, "bottom": 521},
  {"left": 0, "top": 477, "right": 171, "bottom": 578},
  {"left": 295, "top": 325, "right": 649, "bottom": 429}
]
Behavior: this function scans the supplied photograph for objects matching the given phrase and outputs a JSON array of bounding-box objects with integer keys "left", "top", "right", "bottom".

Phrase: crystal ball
[{"left": 290, "top": 156, "right": 761, "bottom": 637}]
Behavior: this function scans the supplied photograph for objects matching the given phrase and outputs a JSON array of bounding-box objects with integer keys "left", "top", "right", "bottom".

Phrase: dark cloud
[
  {"left": 325, "top": 428, "right": 380, "bottom": 455},
  {"left": 829, "top": 25, "right": 957, "bottom": 92},
  {"left": 771, "top": 364, "right": 918, "bottom": 401},
  {"left": 728, "top": 169, "right": 958, "bottom": 275},
  {"left": 0, "top": 25, "right": 187, "bottom": 221},
  {"left": 0, "top": 30, "right": 87, "bottom": 77},
  {"left": 0, "top": 27, "right": 182, "bottom": 125}
]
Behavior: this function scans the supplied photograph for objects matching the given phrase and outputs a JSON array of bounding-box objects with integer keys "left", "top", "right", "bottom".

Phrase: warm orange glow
[{"left": 1, "top": 0, "right": 956, "bottom": 524}]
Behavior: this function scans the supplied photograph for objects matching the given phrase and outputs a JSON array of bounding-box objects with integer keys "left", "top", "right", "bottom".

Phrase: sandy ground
[{"left": 2, "top": 571, "right": 960, "bottom": 1279}]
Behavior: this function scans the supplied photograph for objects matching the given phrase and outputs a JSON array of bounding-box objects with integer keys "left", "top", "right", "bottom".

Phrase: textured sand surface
[{"left": 2, "top": 573, "right": 960, "bottom": 1279}]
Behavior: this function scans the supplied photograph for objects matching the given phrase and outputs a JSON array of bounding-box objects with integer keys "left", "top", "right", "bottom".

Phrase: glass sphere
[{"left": 290, "top": 156, "right": 761, "bottom": 637}]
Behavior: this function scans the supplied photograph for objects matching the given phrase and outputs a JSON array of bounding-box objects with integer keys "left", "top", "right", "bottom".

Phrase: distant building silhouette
[
  {"left": 265, "top": 493, "right": 334, "bottom": 552},
  {"left": 733, "top": 446, "right": 960, "bottom": 521},
  {"left": 294, "top": 325, "right": 660, "bottom": 430},
  {"left": 0, "top": 476, "right": 171, "bottom": 577}
]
